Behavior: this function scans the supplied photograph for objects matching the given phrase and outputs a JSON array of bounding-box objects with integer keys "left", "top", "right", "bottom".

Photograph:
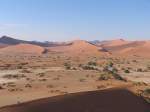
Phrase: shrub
[
  {"left": 112, "top": 73, "right": 126, "bottom": 81},
  {"left": 0, "top": 85, "right": 4, "bottom": 89},
  {"left": 64, "top": 62, "right": 71, "bottom": 70},
  {"left": 143, "top": 88, "right": 150, "bottom": 95},
  {"left": 21, "top": 69, "right": 32, "bottom": 73},
  {"left": 108, "top": 61, "right": 114, "bottom": 67},
  {"left": 17, "top": 65, "right": 23, "bottom": 69},
  {"left": 124, "top": 69, "right": 130, "bottom": 73},
  {"left": 137, "top": 68, "right": 143, "bottom": 72},
  {"left": 98, "top": 73, "right": 112, "bottom": 80},
  {"left": 25, "top": 84, "right": 32, "bottom": 88},
  {"left": 79, "top": 78, "right": 86, "bottom": 82},
  {"left": 87, "top": 61, "right": 97, "bottom": 66},
  {"left": 78, "top": 64, "right": 83, "bottom": 67},
  {"left": 99, "top": 72, "right": 126, "bottom": 81},
  {"left": 133, "top": 82, "right": 147, "bottom": 86},
  {"left": 82, "top": 65, "right": 95, "bottom": 70}
]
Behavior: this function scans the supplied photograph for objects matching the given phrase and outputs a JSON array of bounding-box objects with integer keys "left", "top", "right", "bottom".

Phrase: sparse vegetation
[
  {"left": 64, "top": 62, "right": 71, "bottom": 70},
  {"left": 107, "top": 61, "right": 114, "bottom": 67},
  {"left": 87, "top": 61, "right": 97, "bottom": 66},
  {"left": 79, "top": 78, "right": 86, "bottom": 82},
  {"left": 0, "top": 39, "right": 149, "bottom": 109},
  {"left": 21, "top": 69, "right": 32, "bottom": 73},
  {"left": 81, "top": 65, "right": 97, "bottom": 70},
  {"left": 124, "top": 69, "right": 130, "bottom": 73},
  {"left": 25, "top": 84, "right": 32, "bottom": 88},
  {"left": 133, "top": 82, "right": 147, "bottom": 86},
  {"left": 143, "top": 88, "right": 150, "bottom": 95},
  {"left": 137, "top": 68, "right": 143, "bottom": 72},
  {"left": 98, "top": 73, "right": 112, "bottom": 80},
  {"left": 0, "top": 85, "right": 4, "bottom": 89}
]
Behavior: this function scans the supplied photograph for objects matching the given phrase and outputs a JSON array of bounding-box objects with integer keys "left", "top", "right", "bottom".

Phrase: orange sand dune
[
  {"left": 0, "top": 88, "right": 149, "bottom": 112},
  {"left": 102, "top": 39, "right": 130, "bottom": 47},
  {"left": 0, "top": 43, "right": 45, "bottom": 55},
  {"left": 102, "top": 40, "right": 145, "bottom": 53},
  {"left": 49, "top": 40, "right": 109, "bottom": 57},
  {"left": 119, "top": 41, "right": 150, "bottom": 57}
]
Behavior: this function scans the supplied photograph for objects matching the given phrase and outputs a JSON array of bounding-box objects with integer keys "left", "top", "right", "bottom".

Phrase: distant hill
[
  {"left": 0, "top": 36, "right": 27, "bottom": 45},
  {"left": 0, "top": 36, "right": 68, "bottom": 47}
]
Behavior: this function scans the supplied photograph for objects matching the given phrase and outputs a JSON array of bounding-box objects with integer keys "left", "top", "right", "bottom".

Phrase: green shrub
[
  {"left": 124, "top": 69, "right": 130, "bottom": 73},
  {"left": 98, "top": 73, "right": 112, "bottom": 80},
  {"left": 143, "top": 88, "right": 150, "bottom": 95}
]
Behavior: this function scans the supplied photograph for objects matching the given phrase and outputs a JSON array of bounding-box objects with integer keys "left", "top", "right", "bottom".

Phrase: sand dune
[
  {"left": 49, "top": 40, "right": 109, "bottom": 57},
  {"left": 119, "top": 41, "right": 150, "bottom": 57},
  {"left": 100, "top": 40, "right": 150, "bottom": 57},
  {"left": 101, "top": 39, "right": 130, "bottom": 47},
  {"left": 0, "top": 88, "right": 149, "bottom": 112},
  {"left": 0, "top": 43, "right": 45, "bottom": 55}
]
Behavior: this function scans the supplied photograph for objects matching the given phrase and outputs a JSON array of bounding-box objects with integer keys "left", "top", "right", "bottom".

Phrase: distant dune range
[
  {"left": 0, "top": 36, "right": 150, "bottom": 57},
  {"left": 0, "top": 36, "right": 109, "bottom": 57},
  {"left": 0, "top": 88, "right": 149, "bottom": 112}
]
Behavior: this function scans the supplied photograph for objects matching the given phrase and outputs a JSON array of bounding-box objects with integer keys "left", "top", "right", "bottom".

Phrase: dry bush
[{"left": 25, "top": 84, "right": 32, "bottom": 88}]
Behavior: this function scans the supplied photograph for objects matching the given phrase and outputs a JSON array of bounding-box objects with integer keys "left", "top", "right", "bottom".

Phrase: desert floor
[{"left": 0, "top": 54, "right": 149, "bottom": 108}]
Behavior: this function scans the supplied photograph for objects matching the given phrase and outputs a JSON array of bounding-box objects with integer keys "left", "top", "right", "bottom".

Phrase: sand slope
[
  {"left": 101, "top": 39, "right": 130, "bottom": 47},
  {"left": 49, "top": 40, "right": 109, "bottom": 57},
  {"left": 0, "top": 88, "right": 149, "bottom": 112},
  {"left": 119, "top": 41, "right": 150, "bottom": 57},
  {"left": 0, "top": 43, "right": 45, "bottom": 55}
]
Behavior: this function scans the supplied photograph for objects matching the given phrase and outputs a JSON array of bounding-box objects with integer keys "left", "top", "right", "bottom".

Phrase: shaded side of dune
[{"left": 0, "top": 88, "right": 149, "bottom": 112}]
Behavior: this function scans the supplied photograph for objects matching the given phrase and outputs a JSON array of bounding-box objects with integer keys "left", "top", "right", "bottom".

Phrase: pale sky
[{"left": 0, "top": 0, "right": 150, "bottom": 41}]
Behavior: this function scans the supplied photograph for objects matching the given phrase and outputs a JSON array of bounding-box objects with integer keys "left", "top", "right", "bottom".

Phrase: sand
[
  {"left": 0, "top": 88, "right": 149, "bottom": 112},
  {"left": 0, "top": 44, "right": 45, "bottom": 55}
]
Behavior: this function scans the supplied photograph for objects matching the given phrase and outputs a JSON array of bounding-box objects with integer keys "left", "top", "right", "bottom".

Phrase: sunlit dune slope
[
  {"left": 0, "top": 43, "right": 45, "bottom": 55},
  {"left": 49, "top": 40, "right": 109, "bottom": 57}
]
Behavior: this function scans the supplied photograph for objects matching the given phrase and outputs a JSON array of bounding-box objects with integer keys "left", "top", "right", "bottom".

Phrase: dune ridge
[{"left": 49, "top": 40, "right": 109, "bottom": 57}]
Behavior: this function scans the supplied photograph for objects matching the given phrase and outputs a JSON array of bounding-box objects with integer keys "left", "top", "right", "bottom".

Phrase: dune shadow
[{"left": 0, "top": 88, "right": 149, "bottom": 112}]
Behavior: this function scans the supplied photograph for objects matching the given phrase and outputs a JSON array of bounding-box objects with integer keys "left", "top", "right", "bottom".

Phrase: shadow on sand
[{"left": 0, "top": 88, "right": 149, "bottom": 112}]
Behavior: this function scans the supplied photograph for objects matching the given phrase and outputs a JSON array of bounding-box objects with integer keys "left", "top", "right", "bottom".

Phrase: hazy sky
[{"left": 0, "top": 0, "right": 150, "bottom": 41}]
